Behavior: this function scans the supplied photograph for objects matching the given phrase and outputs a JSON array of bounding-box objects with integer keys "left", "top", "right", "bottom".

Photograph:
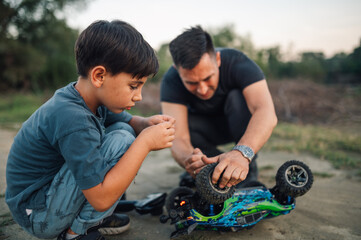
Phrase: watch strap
[{"left": 232, "top": 145, "right": 254, "bottom": 163}]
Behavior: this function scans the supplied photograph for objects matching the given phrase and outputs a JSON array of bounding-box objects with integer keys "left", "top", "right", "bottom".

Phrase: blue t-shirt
[
  {"left": 160, "top": 48, "right": 265, "bottom": 115},
  {"left": 5, "top": 82, "right": 132, "bottom": 227}
]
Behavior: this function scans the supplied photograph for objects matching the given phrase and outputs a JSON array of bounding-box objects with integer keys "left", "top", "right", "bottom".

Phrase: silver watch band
[{"left": 232, "top": 145, "right": 254, "bottom": 163}]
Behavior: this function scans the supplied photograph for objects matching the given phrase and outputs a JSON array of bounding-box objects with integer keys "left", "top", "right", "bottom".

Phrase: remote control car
[{"left": 160, "top": 160, "right": 313, "bottom": 238}]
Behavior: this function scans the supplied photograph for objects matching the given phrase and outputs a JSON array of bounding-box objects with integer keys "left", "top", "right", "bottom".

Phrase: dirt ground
[{"left": 1, "top": 127, "right": 361, "bottom": 240}]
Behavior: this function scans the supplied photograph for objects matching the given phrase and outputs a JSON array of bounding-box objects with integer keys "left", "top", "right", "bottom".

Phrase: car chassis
[{"left": 160, "top": 160, "right": 313, "bottom": 238}]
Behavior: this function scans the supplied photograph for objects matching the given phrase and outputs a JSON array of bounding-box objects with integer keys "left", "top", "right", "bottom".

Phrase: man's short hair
[
  {"left": 75, "top": 20, "right": 159, "bottom": 78},
  {"left": 169, "top": 26, "right": 215, "bottom": 69}
]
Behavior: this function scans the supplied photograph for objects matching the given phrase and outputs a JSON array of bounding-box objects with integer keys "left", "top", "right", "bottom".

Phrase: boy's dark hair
[
  {"left": 75, "top": 20, "right": 159, "bottom": 78},
  {"left": 169, "top": 26, "right": 215, "bottom": 69}
]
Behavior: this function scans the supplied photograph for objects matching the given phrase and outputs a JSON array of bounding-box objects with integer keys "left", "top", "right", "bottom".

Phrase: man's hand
[
  {"left": 207, "top": 150, "right": 249, "bottom": 188},
  {"left": 184, "top": 148, "right": 217, "bottom": 178}
]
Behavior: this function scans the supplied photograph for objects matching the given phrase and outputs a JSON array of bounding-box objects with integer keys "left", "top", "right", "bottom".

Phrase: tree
[
  {"left": 0, "top": 0, "right": 86, "bottom": 91},
  {"left": 210, "top": 24, "right": 257, "bottom": 59},
  {"left": 149, "top": 43, "right": 172, "bottom": 83},
  {"left": 296, "top": 52, "right": 326, "bottom": 82}
]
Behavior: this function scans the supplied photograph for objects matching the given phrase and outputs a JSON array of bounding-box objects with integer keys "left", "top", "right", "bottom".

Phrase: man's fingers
[
  {"left": 240, "top": 171, "right": 248, "bottom": 182},
  {"left": 185, "top": 161, "right": 205, "bottom": 173},
  {"left": 217, "top": 166, "right": 236, "bottom": 189},
  {"left": 226, "top": 167, "right": 242, "bottom": 187},
  {"left": 211, "top": 161, "right": 227, "bottom": 185},
  {"left": 193, "top": 148, "right": 202, "bottom": 154},
  {"left": 201, "top": 155, "right": 218, "bottom": 164},
  {"left": 186, "top": 154, "right": 203, "bottom": 164}
]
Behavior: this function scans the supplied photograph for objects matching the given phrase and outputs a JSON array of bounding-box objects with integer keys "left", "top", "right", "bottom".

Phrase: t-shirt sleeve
[
  {"left": 160, "top": 67, "right": 190, "bottom": 105},
  {"left": 230, "top": 54, "right": 265, "bottom": 89},
  {"left": 58, "top": 128, "right": 111, "bottom": 190}
]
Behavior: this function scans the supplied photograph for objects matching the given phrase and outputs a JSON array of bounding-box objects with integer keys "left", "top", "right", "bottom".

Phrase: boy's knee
[
  {"left": 105, "top": 122, "right": 136, "bottom": 137},
  {"left": 101, "top": 129, "right": 135, "bottom": 163}
]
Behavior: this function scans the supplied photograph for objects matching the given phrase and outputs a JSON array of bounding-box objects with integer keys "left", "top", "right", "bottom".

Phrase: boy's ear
[{"left": 90, "top": 66, "right": 107, "bottom": 88}]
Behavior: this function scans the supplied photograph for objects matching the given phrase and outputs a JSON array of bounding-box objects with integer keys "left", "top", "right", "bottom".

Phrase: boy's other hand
[
  {"left": 139, "top": 120, "right": 175, "bottom": 151},
  {"left": 146, "top": 114, "right": 175, "bottom": 127}
]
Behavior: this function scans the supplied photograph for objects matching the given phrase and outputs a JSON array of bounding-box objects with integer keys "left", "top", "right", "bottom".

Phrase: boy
[{"left": 5, "top": 20, "right": 175, "bottom": 240}]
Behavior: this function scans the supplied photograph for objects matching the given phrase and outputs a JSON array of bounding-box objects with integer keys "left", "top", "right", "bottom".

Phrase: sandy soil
[{"left": 1, "top": 127, "right": 361, "bottom": 240}]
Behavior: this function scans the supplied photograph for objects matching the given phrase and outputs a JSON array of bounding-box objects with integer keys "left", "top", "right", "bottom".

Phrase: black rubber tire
[
  {"left": 195, "top": 163, "right": 235, "bottom": 204},
  {"left": 276, "top": 160, "right": 313, "bottom": 198},
  {"left": 165, "top": 187, "right": 194, "bottom": 212}
]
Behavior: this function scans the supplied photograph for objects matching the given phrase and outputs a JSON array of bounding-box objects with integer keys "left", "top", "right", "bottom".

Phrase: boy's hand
[
  {"left": 139, "top": 119, "right": 175, "bottom": 151},
  {"left": 146, "top": 114, "right": 175, "bottom": 127},
  {"left": 130, "top": 115, "right": 175, "bottom": 136}
]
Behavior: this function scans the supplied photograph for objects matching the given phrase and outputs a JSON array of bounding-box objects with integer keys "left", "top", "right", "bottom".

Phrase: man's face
[{"left": 177, "top": 52, "right": 221, "bottom": 100}]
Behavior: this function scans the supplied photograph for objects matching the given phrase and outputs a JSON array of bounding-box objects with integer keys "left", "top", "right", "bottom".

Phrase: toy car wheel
[
  {"left": 165, "top": 187, "right": 194, "bottom": 212},
  {"left": 276, "top": 160, "right": 313, "bottom": 198},
  {"left": 195, "top": 163, "right": 235, "bottom": 204}
]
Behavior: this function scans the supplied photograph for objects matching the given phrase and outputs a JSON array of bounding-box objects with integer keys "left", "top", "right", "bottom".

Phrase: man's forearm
[
  {"left": 171, "top": 139, "right": 194, "bottom": 168},
  {"left": 236, "top": 107, "right": 277, "bottom": 154}
]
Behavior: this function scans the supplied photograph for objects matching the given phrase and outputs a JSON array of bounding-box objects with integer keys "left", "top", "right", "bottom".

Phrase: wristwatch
[{"left": 232, "top": 145, "right": 255, "bottom": 163}]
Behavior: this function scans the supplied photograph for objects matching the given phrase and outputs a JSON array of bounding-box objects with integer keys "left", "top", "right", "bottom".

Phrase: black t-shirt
[{"left": 160, "top": 48, "right": 265, "bottom": 115}]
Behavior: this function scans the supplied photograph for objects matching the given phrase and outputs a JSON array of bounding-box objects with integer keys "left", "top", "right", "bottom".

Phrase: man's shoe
[
  {"left": 57, "top": 229, "right": 104, "bottom": 240},
  {"left": 96, "top": 213, "right": 130, "bottom": 235}
]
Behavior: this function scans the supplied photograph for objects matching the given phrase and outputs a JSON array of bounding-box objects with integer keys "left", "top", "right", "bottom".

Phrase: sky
[{"left": 66, "top": 0, "right": 361, "bottom": 58}]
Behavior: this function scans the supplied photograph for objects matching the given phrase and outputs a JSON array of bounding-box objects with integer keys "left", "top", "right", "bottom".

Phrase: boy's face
[{"left": 98, "top": 72, "right": 147, "bottom": 114}]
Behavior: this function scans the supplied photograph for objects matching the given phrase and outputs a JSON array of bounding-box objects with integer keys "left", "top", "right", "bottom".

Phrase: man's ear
[
  {"left": 90, "top": 66, "right": 106, "bottom": 88},
  {"left": 216, "top": 51, "right": 221, "bottom": 67}
]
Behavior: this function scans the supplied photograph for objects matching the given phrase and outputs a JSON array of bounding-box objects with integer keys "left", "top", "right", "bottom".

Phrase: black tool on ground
[{"left": 114, "top": 192, "right": 167, "bottom": 216}]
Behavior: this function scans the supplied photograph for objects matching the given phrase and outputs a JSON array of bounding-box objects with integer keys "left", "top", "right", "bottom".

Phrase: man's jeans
[{"left": 23, "top": 122, "right": 135, "bottom": 238}]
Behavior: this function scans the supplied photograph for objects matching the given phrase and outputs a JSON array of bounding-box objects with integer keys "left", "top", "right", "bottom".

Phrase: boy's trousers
[{"left": 23, "top": 122, "right": 136, "bottom": 238}]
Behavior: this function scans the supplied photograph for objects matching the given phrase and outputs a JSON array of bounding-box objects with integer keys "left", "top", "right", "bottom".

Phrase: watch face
[
  {"left": 244, "top": 147, "right": 252, "bottom": 158},
  {"left": 233, "top": 145, "right": 254, "bottom": 160}
]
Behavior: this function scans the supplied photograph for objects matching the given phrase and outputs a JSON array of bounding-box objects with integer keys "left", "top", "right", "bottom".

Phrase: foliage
[
  {"left": 149, "top": 24, "right": 361, "bottom": 84},
  {"left": 0, "top": 92, "right": 48, "bottom": 124},
  {"left": 149, "top": 43, "right": 173, "bottom": 83},
  {"left": 1, "top": 5, "right": 360, "bottom": 90},
  {"left": 0, "top": 0, "right": 85, "bottom": 91},
  {"left": 264, "top": 123, "right": 361, "bottom": 170}
]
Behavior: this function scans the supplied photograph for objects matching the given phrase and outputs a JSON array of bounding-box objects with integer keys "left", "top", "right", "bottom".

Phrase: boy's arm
[
  {"left": 129, "top": 115, "right": 174, "bottom": 135},
  {"left": 128, "top": 116, "right": 148, "bottom": 135},
  {"left": 82, "top": 120, "right": 175, "bottom": 212}
]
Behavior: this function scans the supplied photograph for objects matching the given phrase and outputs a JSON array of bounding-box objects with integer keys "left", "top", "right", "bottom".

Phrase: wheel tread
[
  {"left": 275, "top": 160, "right": 313, "bottom": 198},
  {"left": 195, "top": 163, "right": 235, "bottom": 204}
]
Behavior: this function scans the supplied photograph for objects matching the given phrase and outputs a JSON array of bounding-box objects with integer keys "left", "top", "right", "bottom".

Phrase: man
[{"left": 160, "top": 26, "right": 277, "bottom": 189}]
